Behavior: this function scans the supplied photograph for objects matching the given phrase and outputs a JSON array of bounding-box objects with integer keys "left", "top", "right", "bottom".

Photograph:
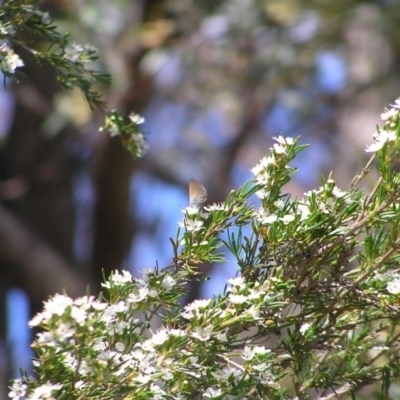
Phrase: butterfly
[{"left": 189, "top": 179, "right": 207, "bottom": 208}]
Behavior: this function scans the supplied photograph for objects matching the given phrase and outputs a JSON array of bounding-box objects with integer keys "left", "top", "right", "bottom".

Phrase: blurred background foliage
[{"left": 1, "top": 0, "right": 400, "bottom": 397}]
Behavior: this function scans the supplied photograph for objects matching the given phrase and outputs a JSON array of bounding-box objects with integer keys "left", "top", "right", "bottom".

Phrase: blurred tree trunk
[{"left": 0, "top": 53, "right": 87, "bottom": 305}]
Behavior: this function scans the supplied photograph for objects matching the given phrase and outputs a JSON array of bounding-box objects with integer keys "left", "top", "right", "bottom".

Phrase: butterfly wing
[{"left": 189, "top": 179, "right": 207, "bottom": 207}]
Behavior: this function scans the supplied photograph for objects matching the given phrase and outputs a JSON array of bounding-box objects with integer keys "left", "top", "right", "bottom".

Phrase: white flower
[
  {"left": 391, "top": 98, "right": 400, "bottom": 109},
  {"left": 129, "top": 112, "right": 145, "bottom": 125},
  {"left": 40, "top": 12, "right": 51, "bottom": 24},
  {"left": 170, "top": 328, "right": 186, "bottom": 337},
  {"left": 64, "top": 43, "right": 96, "bottom": 63},
  {"left": 9, "top": 379, "right": 27, "bottom": 399},
  {"left": 253, "top": 345, "right": 271, "bottom": 355},
  {"left": 191, "top": 325, "right": 213, "bottom": 341},
  {"left": 280, "top": 214, "right": 295, "bottom": 224},
  {"left": 242, "top": 346, "right": 255, "bottom": 360},
  {"left": 251, "top": 163, "right": 264, "bottom": 176},
  {"left": 178, "top": 219, "right": 204, "bottom": 232},
  {"left": 101, "top": 301, "right": 128, "bottom": 324},
  {"left": 212, "top": 366, "right": 242, "bottom": 382},
  {"left": 387, "top": 277, "right": 400, "bottom": 295},
  {"left": 273, "top": 135, "right": 294, "bottom": 145},
  {"left": 229, "top": 294, "right": 248, "bottom": 304},
  {"left": 380, "top": 108, "right": 398, "bottom": 121},
  {"left": 28, "top": 312, "right": 45, "bottom": 327},
  {"left": 256, "top": 189, "right": 269, "bottom": 199},
  {"left": 65, "top": 43, "right": 84, "bottom": 62},
  {"left": 227, "top": 276, "right": 245, "bottom": 289},
  {"left": 371, "top": 345, "right": 389, "bottom": 351},
  {"left": 203, "top": 388, "right": 222, "bottom": 398},
  {"left": 264, "top": 214, "right": 278, "bottom": 224},
  {"left": 26, "top": 383, "right": 63, "bottom": 400},
  {"left": 182, "top": 206, "right": 204, "bottom": 215},
  {"left": 304, "top": 188, "right": 321, "bottom": 198},
  {"left": 260, "top": 371, "right": 280, "bottom": 388},
  {"left": 253, "top": 207, "right": 267, "bottom": 222},
  {"left": 127, "top": 286, "right": 149, "bottom": 303},
  {"left": 259, "top": 155, "right": 276, "bottom": 167},
  {"left": 75, "top": 381, "right": 86, "bottom": 390},
  {"left": 142, "top": 267, "right": 156, "bottom": 280},
  {"left": 115, "top": 342, "right": 125, "bottom": 352},
  {"left": 253, "top": 361, "right": 271, "bottom": 372},
  {"left": 55, "top": 322, "right": 76, "bottom": 340},
  {"left": 332, "top": 186, "right": 347, "bottom": 198},
  {"left": 35, "top": 331, "right": 57, "bottom": 346},
  {"left": 274, "top": 199, "right": 285, "bottom": 209},
  {"left": 300, "top": 323, "right": 311, "bottom": 334},
  {"left": 92, "top": 339, "right": 108, "bottom": 352},
  {"left": 2, "top": 52, "right": 24, "bottom": 73},
  {"left": 297, "top": 202, "right": 310, "bottom": 220},
  {"left": 109, "top": 320, "right": 129, "bottom": 335},
  {"left": 45, "top": 294, "right": 74, "bottom": 315},
  {"left": 215, "top": 330, "right": 228, "bottom": 341},
  {"left": 140, "top": 339, "right": 156, "bottom": 352},
  {"left": 185, "top": 299, "right": 211, "bottom": 312},
  {"left": 366, "top": 142, "right": 383, "bottom": 153},
  {"left": 129, "top": 132, "right": 148, "bottom": 158},
  {"left": 70, "top": 306, "right": 87, "bottom": 324},
  {"left": 204, "top": 203, "right": 226, "bottom": 211},
  {"left": 273, "top": 143, "right": 286, "bottom": 154},
  {"left": 29, "top": 294, "right": 74, "bottom": 326},
  {"left": 151, "top": 329, "right": 170, "bottom": 345},
  {"left": 254, "top": 207, "right": 277, "bottom": 225},
  {"left": 74, "top": 295, "right": 95, "bottom": 310},
  {"left": 254, "top": 172, "right": 271, "bottom": 186},
  {"left": 134, "top": 373, "right": 152, "bottom": 384},
  {"left": 366, "top": 129, "right": 397, "bottom": 153},
  {"left": 271, "top": 135, "right": 295, "bottom": 154},
  {"left": 159, "top": 368, "right": 174, "bottom": 381},
  {"left": 242, "top": 345, "right": 270, "bottom": 360},
  {"left": 0, "top": 45, "right": 24, "bottom": 74},
  {"left": 251, "top": 156, "right": 275, "bottom": 176},
  {"left": 148, "top": 288, "right": 158, "bottom": 297},
  {"left": 246, "top": 305, "right": 260, "bottom": 318},
  {"left": 108, "top": 123, "right": 120, "bottom": 137},
  {"left": 161, "top": 275, "right": 176, "bottom": 290},
  {"left": 102, "top": 270, "right": 132, "bottom": 288},
  {"left": 149, "top": 383, "right": 166, "bottom": 397}
]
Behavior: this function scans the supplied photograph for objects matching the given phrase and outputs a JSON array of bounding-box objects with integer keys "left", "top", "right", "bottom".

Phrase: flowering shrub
[
  {"left": 9, "top": 99, "right": 400, "bottom": 399},
  {"left": 0, "top": 0, "right": 147, "bottom": 160}
]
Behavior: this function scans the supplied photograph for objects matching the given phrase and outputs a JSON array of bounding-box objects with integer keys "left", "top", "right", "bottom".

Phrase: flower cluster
[
  {"left": 10, "top": 99, "right": 400, "bottom": 399},
  {"left": 303, "top": 178, "right": 351, "bottom": 213},
  {"left": 366, "top": 98, "right": 400, "bottom": 152},
  {"left": 64, "top": 43, "right": 98, "bottom": 64},
  {"left": 178, "top": 206, "right": 208, "bottom": 250},
  {"left": 10, "top": 269, "right": 287, "bottom": 399},
  {"left": 251, "top": 136, "right": 305, "bottom": 228},
  {"left": 254, "top": 177, "right": 351, "bottom": 230},
  {"left": 254, "top": 203, "right": 298, "bottom": 226},
  {"left": 0, "top": 44, "right": 24, "bottom": 74},
  {"left": 100, "top": 111, "right": 148, "bottom": 159},
  {"left": 386, "top": 274, "right": 400, "bottom": 295},
  {"left": 251, "top": 136, "right": 296, "bottom": 201}
]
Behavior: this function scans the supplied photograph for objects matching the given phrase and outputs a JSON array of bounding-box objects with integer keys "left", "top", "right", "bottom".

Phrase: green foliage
[
  {"left": 100, "top": 111, "right": 148, "bottom": 159},
  {"left": 9, "top": 99, "right": 400, "bottom": 399},
  {"left": 5, "top": 1, "right": 400, "bottom": 399},
  {"left": 0, "top": 0, "right": 147, "bottom": 160},
  {"left": 0, "top": 0, "right": 109, "bottom": 109}
]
